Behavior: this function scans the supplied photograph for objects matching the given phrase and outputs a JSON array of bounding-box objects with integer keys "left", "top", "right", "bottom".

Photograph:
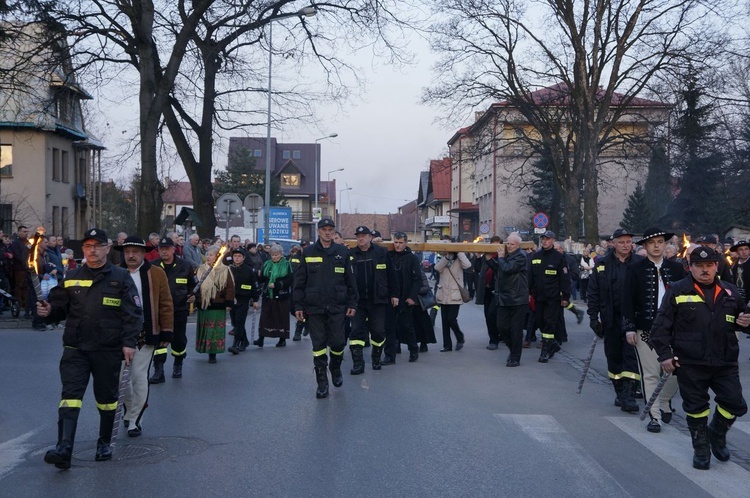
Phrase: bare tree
[{"left": 422, "top": 0, "right": 733, "bottom": 241}]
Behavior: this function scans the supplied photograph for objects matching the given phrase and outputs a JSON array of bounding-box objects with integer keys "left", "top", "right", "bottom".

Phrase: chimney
[{"left": 475, "top": 111, "right": 483, "bottom": 122}]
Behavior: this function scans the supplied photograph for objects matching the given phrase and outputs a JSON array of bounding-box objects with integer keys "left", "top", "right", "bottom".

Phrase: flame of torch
[
  {"left": 213, "top": 245, "right": 228, "bottom": 268},
  {"left": 27, "top": 226, "right": 46, "bottom": 302},
  {"left": 725, "top": 250, "right": 733, "bottom": 266},
  {"left": 473, "top": 236, "right": 484, "bottom": 243},
  {"left": 677, "top": 234, "right": 690, "bottom": 259}
]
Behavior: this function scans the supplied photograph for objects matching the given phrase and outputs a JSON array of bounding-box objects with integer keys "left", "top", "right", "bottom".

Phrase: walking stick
[
  {"left": 110, "top": 364, "right": 131, "bottom": 455},
  {"left": 639, "top": 370, "right": 673, "bottom": 421},
  {"left": 576, "top": 335, "right": 600, "bottom": 394}
]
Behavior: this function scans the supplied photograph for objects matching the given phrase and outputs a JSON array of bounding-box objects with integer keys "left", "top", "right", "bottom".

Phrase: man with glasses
[{"left": 37, "top": 228, "right": 143, "bottom": 469}]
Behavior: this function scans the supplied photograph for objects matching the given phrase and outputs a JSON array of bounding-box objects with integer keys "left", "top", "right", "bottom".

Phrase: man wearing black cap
[
  {"left": 622, "top": 227, "right": 685, "bottom": 432},
  {"left": 116, "top": 236, "right": 174, "bottom": 436},
  {"left": 730, "top": 240, "right": 750, "bottom": 301},
  {"left": 698, "top": 235, "right": 733, "bottom": 282},
  {"left": 227, "top": 247, "right": 260, "bottom": 353},
  {"left": 37, "top": 228, "right": 143, "bottom": 468},
  {"left": 150, "top": 237, "right": 198, "bottom": 382},
  {"left": 293, "top": 218, "right": 358, "bottom": 398},
  {"left": 349, "top": 225, "right": 398, "bottom": 373},
  {"left": 651, "top": 246, "right": 750, "bottom": 470},
  {"left": 587, "top": 228, "right": 643, "bottom": 412},
  {"left": 529, "top": 230, "right": 571, "bottom": 363}
]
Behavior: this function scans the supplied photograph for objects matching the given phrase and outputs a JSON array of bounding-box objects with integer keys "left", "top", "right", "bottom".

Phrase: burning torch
[
  {"left": 27, "top": 227, "right": 47, "bottom": 303},
  {"left": 192, "top": 245, "right": 229, "bottom": 294}
]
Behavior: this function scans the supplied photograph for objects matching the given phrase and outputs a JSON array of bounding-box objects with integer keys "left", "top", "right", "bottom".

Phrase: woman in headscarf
[
  {"left": 254, "top": 244, "right": 293, "bottom": 348},
  {"left": 195, "top": 245, "right": 235, "bottom": 363}
]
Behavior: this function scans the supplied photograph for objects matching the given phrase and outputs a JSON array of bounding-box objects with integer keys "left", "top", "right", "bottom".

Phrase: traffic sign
[
  {"left": 479, "top": 223, "right": 490, "bottom": 234},
  {"left": 534, "top": 227, "right": 547, "bottom": 234},
  {"left": 502, "top": 226, "right": 515, "bottom": 232},
  {"left": 532, "top": 212, "right": 549, "bottom": 229}
]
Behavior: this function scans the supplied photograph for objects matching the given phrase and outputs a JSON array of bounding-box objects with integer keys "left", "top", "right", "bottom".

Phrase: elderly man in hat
[
  {"left": 293, "top": 218, "right": 358, "bottom": 398},
  {"left": 116, "top": 236, "right": 174, "bottom": 436},
  {"left": 38, "top": 229, "right": 143, "bottom": 469},
  {"left": 622, "top": 227, "right": 685, "bottom": 432},
  {"left": 729, "top": 240, "right": 750, "bottom": 302},
  {"left": 587, "top": 228, "right": 643, "bottom": 412},
  {"left": 651, "top": 247, "right": 750, "bottom": 470}
]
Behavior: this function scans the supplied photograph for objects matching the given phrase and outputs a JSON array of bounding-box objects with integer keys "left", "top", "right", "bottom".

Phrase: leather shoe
[
  {"left": 486, "top": 343, "right": 498, "bottom": 350},
  {"left": 440, "top": 347, "right": 452, "bottom": 352},
  {"left": 506, "top": 360, "right": 520, "bottom": 367},
  {"left": 127, "top": 425, "right": 142, "bottom": 437},
  {"left": 408, "top": 352, "right": 418, "bottom": 362},
  {"left": 522, "top": 341, "right": 530, "bottom": 348},
  {"left": 381, "top": 355, "right": 396, "bottom": 365},
  {"left": 538, "top": 353, "right": 549, "bottom": 363},
  {"left": 455, "top": 342, "right": 464, "bottom": 351},
  {"left": 419, "top": 344, "right": 428, "bottom": 353},
  {"left": 95, "top": 439, "right": 112, "bottom": 461},
  {"left": 660, "top": 409, "right": 673, "bottom": 424},
  {"left": 647, "top": 419, "right": 661, "bottom": 433}
]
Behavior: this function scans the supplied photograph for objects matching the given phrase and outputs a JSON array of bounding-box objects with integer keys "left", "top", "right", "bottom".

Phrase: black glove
[{"left": 590, "top": 319, "right": 603, "bottom": 338}]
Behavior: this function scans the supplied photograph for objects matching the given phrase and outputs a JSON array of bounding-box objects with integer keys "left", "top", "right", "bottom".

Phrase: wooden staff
[{"left": 343, "top": 240, "right": 535, "bottom": 253}]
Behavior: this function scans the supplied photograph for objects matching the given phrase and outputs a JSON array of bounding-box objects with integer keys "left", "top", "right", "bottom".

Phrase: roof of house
[
  {"left": 430, "top": 158, "right": 451, "bottom": 201},
  {"left": 162, "top": 181, "right": 193, "bottom": 204},
  {"left": 339, "top": 213, "right": 391, "bottom": 239}
]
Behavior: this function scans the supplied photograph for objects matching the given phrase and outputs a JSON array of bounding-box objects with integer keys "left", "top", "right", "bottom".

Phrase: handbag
[
  {"left": 446, "top": 260, "right": 472, "bottom": 303},
  {"left": 417, "top": 290, "right": 437, "bottom": 311}
]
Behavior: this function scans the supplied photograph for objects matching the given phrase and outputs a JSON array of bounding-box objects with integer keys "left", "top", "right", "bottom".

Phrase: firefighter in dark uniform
[
  {"left": 729, "top": 240, "right": 750, "bottom": 301},
  {"left": 38, "top": 228, "right": 143, "bottom": 469},
  {"left": 528, "top": 230, "right": 570, "bottom": 363},
  {"left": 587, "top": 228, "right": 643, "bottom": 412},
  {"left": 650, "top": 247, "right": 750, "bottom": 470},
  {"left": 289, "top": 241, "right": 308, "bottom": 341},
  {"left": 349, "top": 225, "right": 398, "bottom": 374},
  {"left": 697, "top": 235, "right": 733, "bottom": 282},
  {"left": 227, "top": 248, "right": 261, "bottom": 354},
  {"left": 293, "top": 218, "right": 358, "bottom": 399},
  {"left": 150, "top": 237, "right": 197, "bottom": 382}
]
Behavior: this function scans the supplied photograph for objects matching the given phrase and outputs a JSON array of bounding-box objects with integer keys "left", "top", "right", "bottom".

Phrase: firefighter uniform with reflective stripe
[
  {"left": 293, "top": 239, "right": 358, "bottom": 371},
  {"left": 229, "top": 260, "right": 261, "bottom": 350},
  {"left": 528, "top": 247, "right": 570, "bottom": 355},
  {"left": 650, "top": 276, "right": 748, "bottom": 419},
  {"left": 154, "top": 256, "right": 197, "bottom": 363}
]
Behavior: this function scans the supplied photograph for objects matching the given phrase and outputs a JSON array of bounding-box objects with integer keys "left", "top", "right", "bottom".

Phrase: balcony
[
  {"left": 292, "top": 210, "right": 314, "bottom": 224},
  {"left": 425, "top": 215, "right": 450, "bottom": 228}
]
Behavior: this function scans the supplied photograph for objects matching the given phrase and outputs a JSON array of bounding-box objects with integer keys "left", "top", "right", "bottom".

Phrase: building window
[
  {"left": 52, "top": 148, "right": 60, "bottom": 181},
  {"left": 52, "top": 206, "right": 59, "bottom": 236},
  {"left": 0, "top": 204, "right": 12, "bottom": 233},
  {"left": 281, "top": 173, "right": 300, "bottom": 187},
  {"left": 254, "top": 149, "right": 262, "bottom": 157},
  {"left": 61, "top": 150, "right": 69, "bottom": 183},
  {"left": 282, "top": 150, "right": 291, "bottom": 159},
  {"left": 77, "top": 156, "right": 86, "bottom": 183},
  {"left": 292, "top": 150, "right": 301, "bottom": 159},
  {"left": 0, "top": 144, "right": 12, "bottom": 177},
  {"left": 61, "top": 207, "right": 69, "bottom": 239}
]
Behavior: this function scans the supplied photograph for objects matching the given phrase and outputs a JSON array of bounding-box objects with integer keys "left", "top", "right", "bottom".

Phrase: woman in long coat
[
  {"left": 254, "top": 244, "right": 294, "bottom": 347},
  {"left": 195, "top": 246, "right": 235, "bottom": 363},
  {"left": 435, "top": 252, "right": 471, "bottom": 351}
]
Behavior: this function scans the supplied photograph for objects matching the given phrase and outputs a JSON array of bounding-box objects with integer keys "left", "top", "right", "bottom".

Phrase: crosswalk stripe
[
  {"left": 608, "top": 417, "right": 749, "bottom": 498},
  {"left": 494, "top": 414, "right": 630, "bottom": 496}
]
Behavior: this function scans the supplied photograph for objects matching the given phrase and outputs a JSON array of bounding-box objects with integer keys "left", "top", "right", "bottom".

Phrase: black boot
[
  {"left": 44, "top": 407, "right": 79, "bottom": 470},
  {"left": 293, "top": 321, "right": 303, "bottom": 341},
  {"left": 149, "top": 358, "right": 166, "bottom": 384},
  {"left": 611, "top": 379, "right": 623, "bottom": 407},
  {"left": 371, "top": 345, "right": 383, "bottom": 370},
  {"left": 350, "top": 347, "right": 365, "bottom": 375},
  {"left": 95, "top": 409, "right": 115, "bottom": 462},
  {"left": 547, "top": 341, "right": 561, "bottom": 359},
  {"left": 620, "top": 379, "right": 639, "bottom": 413},
  {"left": 228, "top": 337, "right": 240, "bottom": 355},
  {"left": 329, "top": 353, "right": 344, "bottom": 387},
  {"left": 172, "top": 356, "right": 183, "bottom": 379},
  {"left": 253, "top": 337, "right": 264, "bottom": 348},
  {"left": 538, "top": 339, "right": 552, "bottom": 363},
  {"left": 314, "top": 366, "right": 329, "bottom": 399},
  {"left": 687, "top": 417, "right": 711, "bottom": 470},
  {"left": 708, "top": 411, "right": 735, "bottom": 462}
]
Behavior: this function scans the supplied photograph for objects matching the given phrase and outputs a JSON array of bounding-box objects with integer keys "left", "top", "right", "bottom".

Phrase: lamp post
[
  {"left": 326, "top": 167, "right": 344, "bottom": 216},
  {"left": 264, "top": 6, "right": 318, "bottom": 244},
  {"left": 314, "top": 133, "right": 338, "bottom": 222},
  {"left": 337, "top": 186, "right": 352, "bottom": 229}
]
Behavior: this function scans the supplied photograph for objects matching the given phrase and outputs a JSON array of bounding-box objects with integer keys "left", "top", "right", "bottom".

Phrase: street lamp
[
  {"left": 264, "top": 6, "right": 318, "bottom": 244},
  {"left": 337, "top": 186, "right": 352, "bottom": 228},
  {"left": 326, "top": 167, "right": 344, "bottom": 216},
  {"left": 314, "top": 133, "right": 338, "bottom": 221}
]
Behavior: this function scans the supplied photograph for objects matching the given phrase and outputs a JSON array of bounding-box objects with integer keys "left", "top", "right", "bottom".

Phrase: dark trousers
[
  {"left": 440, "top": 304, "right": 464, "bottom": 349},
  {"left": 308, "top": 313, "right": 347, "bottom": 367},
  {"left": 385, "top": 305, "right": 418, "bottom": 357},
  {"left": 603, "top": 322, "right": 639, "bottom": 380},
  {"left": 676, "top": 364, "right": 748, "bottom": 417},
  {"left": 59, "top": 348, "right": 121, "bottom": 410},
  {"left": 350, "top": 300, "right": 386, "bottom": 348},
  {"left": 483, "top": 288, "right": 500, "bottom": 344},
  {"left": 498, "top": 305, "right": 527, "bottom": 361},
  {"left": 171, "top": 310, "right": 189, "bottom": 356},
  {"left": 230, "top": 299, "right": 250, "bottom": 346},
  {"left": 524, "top": 308, "right": 537, "bottom": 342},
  {"left": 14, "top": 269, "right": 28, "bottom": 311},
  {"left": 464, "top": 271, "right": 476, "bottom": 298},
  {"left": 579, "top": 279, "right": 589, "bottom": 302},
  {"left": 534, "top": 300, "right": 560, "bottom": 342}
]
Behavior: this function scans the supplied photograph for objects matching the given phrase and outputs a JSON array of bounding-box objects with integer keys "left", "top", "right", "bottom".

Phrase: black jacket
[
  {"left": 350, "top": 243, "right": 397, "bottom": 304},
  {"left": 529, "top": 247, "right": 571, "bottom": 302},
  {"left": 154, "top": 257, "right": 197, "bottom": 312},
  {"left": 293, "top": 239, "right": 358, "bottom": 315},
  {"left": 389, "top": 247, "right": 423, "bottom": 307},
  {"left": 650, "top": 276, "right": 748, "bottom": 366},
  {"left": 587, "top": 251, "right": 643, "bottom": 329},
  {"left": 230, "top": 263, "right": 261, "bottom": 301},
  {"left": 486, "top": 248, "right": 528, "bottom": 307},
  {"left": 46, "top": 262, "right": 143, "bottom": 350},
  {"left": 622, "top": 257, "right": 685, "bottom": 334}
]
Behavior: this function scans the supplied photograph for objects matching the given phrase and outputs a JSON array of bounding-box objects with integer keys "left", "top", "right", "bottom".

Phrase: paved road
[{"left": 1, "top": 299, "right": 749, "bottom": 497}]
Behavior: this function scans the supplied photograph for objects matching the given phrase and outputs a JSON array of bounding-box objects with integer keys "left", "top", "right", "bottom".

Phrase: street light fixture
[
  {"left": 326, "top": 167, "right": 344, "bottom": 216},
  {"left": 314, "top": 133, "right": 338, "bottom": 222},
  {"left": 264, "top": 6, "right": 318, "bottom": 244},
  {"left": 337, "top": 186, "right": 352, "bottom": 229}
]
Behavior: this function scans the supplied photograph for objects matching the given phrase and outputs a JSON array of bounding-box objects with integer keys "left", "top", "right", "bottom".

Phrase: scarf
[
  {"left": 262, "top": 258, "right": 291, "bottom": 299},
  {"left": 196, "top": 262, "right": 231, "bottom": 309}
]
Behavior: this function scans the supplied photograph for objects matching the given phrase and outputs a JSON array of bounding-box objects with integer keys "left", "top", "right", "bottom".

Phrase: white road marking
[
  {"left": 0, "top": 428, "right": 43, "bottom": 480},
  {"left": 495, "top": 414, "right": 632, "bottom": 496},
  {"left": 360, "top": 378, "right": 369, "bottom": 390},
  {"left": 608, "top": 417, "right": 750, "bottom": 498}
]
